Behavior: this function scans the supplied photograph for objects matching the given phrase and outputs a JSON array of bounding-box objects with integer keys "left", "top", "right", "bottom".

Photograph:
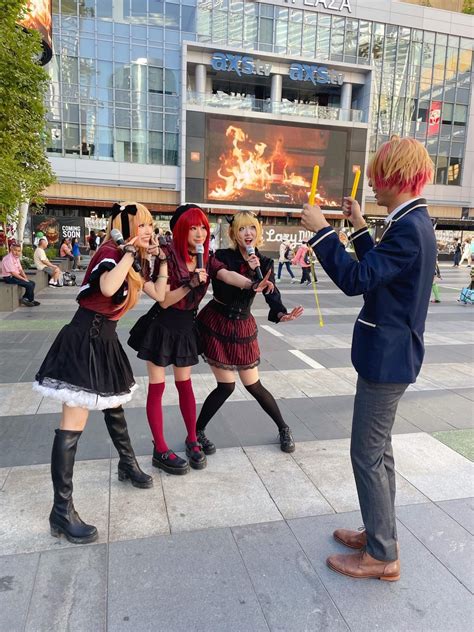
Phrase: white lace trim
[{"left": 33, "top": 381, "right": 138, "bottom": 411}]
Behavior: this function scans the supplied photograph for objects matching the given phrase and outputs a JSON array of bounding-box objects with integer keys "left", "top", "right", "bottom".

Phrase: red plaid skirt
[{"left": 196, "top": 300, "right": 260, "bottom": 370}]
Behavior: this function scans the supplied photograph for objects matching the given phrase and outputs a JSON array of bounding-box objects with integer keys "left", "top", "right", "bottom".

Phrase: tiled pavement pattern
[{"left": 0, "top": 264, "right": 473, "bottom": 631}]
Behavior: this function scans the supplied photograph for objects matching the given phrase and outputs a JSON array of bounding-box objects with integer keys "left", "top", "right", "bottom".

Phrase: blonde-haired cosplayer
[
  {"left": 105, "top": 201, "right": 156, "bottom": 312},
  {"left": 228, "top": 211, "right": 264, "bottom": 249},
  {"left": 301, "top": 138, "right": 437, "bottom": 581},
  {"left": 195, "top": 210, "right": 304, "bottom": 456},
  {"left": 34, "top": 201, "right": 168, "bottom": 546}
]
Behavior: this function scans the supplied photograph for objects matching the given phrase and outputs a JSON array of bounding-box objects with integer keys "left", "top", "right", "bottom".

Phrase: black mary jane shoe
[
  {"left": 185, "top": 441, "right": 207, "bottom": 470},
  {"left": 279, "top": 427, "right": 296, "bottom": 453},
  {"left": 197, "top": 430, "right": 216, "bottom": 456},
  {"left": 152, "top": 449, "right": 189, "bottom": 475}
]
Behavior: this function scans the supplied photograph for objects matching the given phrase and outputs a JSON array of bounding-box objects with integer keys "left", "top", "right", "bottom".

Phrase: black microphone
[
  {"left": 246, "top": 245, "right": 263, "bottom": 281},
  {"left": 195, "top": 243, "right": 204, "bottom": 270},
  {"left": 110, "top": 228, "right": 141, "bottom": 273}
]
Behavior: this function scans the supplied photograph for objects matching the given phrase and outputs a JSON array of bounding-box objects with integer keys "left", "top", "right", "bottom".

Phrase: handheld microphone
[
  {"left": 246, "top": 245, "right": 263, "bottom": 281},
  {"left": 195, "top": 243, "right": 204, "bottom": 270},
  {"left": 110, "top": 228, "right": 141, "bottom": 273}
]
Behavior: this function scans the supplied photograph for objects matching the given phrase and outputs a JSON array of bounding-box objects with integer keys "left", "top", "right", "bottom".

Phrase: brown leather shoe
[
  {"left": 327, "top": 550, "right": 400, "bottom": 582},
  {"left": 333, "top": 528, "right": 367, "bottom": 549}
]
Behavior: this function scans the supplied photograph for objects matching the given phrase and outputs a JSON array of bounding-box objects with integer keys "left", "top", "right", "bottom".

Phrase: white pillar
[
  {"left": 271, "top": 74, "right": 282, "bottom": 112},
  {"left": 271, "top": 74, "right": 282, "bottom": 102},
  {"left": 195, "top": 64, "right": 207, "bottom": 98},
  {"left": 340, "top": 82, "right": 353, "bottom": 121}
]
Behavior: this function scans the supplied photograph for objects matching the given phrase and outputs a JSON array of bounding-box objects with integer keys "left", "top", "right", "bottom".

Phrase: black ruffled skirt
[
  {"left": 128, "top": 304, "right": 199, "bottom": 367},
  {"left": 34, "top": 307, "right": 136, "bottom": 410}
]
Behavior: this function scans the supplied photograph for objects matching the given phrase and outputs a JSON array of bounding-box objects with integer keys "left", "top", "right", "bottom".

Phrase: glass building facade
[
  {"left": 46, "top": 0, "right": 198, "bottom": 166},
  {"left": 46, "top": 0, "right": 472, "bottom": 189},
  {"left": 196, "top": 0, "right": 472, "bottom": 187}
]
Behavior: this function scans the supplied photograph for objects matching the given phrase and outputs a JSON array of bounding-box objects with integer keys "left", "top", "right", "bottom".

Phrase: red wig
[{"left": 172, "top": 206, "right": 210, "bottom": 265}]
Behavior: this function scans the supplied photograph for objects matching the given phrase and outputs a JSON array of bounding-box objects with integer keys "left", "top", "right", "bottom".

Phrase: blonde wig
[
  {"left": 228, "top": 211, "right": 264, "bottom": 249},
  {"left": 367, "top": 136, "right": 434, "bottom": 195},
  {"left": 105, "top": 202, "right": 153, "bottom": 313}
]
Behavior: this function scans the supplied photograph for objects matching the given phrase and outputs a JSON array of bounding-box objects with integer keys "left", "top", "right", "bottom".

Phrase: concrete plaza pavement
[{"left": 0, "top": 263, "right": 473, "bottom": 631}]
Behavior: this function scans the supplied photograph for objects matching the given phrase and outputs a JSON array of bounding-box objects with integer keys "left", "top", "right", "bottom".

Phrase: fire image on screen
[{"left": 207, "top": 118, "right": 347, "bottom": 208}]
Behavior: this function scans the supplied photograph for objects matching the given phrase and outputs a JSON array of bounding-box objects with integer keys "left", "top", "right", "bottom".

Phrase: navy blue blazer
[{"left": 308, "top": 198, "right": 436, "bottom": 383}]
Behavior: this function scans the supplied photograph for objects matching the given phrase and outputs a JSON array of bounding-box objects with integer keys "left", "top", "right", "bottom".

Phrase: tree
[
  {"left": 463, "top": 0, "right": 474, "bottom": 14},
  {"left": 0, "top": 0, "right": 55, "bottom": 227}
]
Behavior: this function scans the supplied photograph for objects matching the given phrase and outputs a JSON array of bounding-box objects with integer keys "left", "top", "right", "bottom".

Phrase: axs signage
[
  {"left": 289, "top": 63, "right": 344, "bottom": 86},
  {"left": 211, "top": 52, "right": 272, "bottom": 77}
]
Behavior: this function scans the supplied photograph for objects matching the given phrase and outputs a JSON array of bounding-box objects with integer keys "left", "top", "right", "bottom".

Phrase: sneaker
[
  {"left": 185, "top": 440, "right": 207, "bottom": 470},
  {"left": 21, "top": 298, "right": 35, "bottom": 307},
  {"left": 197, "top": 430, "right": 216, "bottom": 455},
  {"left": 290, "top": 278, "right": 297, "bottom": 284},
  {"left": 279, "top": 427, "right": 295, "bottom": 453},
  {"left": 48, "top": 281, "right": 58, "bottom": 287},
  {"left": 275, "top": 278, "right": 280, "bottom": 283},
  {"left": 32, "top": 300, "right": 41, "bottom": 306},
  {"left": 152, "top": 448, "right": 189, "bottom": 475}
]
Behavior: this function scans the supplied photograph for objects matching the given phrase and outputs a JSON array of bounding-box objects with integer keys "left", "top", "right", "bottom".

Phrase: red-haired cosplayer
[
  {"left": 34, "top": 203, "right": 168, "bottom": 545},
  {"left": 128, "top": 204, "right": 272, "bottom": 475}
]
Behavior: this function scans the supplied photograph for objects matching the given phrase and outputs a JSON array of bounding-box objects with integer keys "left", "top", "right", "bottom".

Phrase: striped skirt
[{"left": 196, "top": 300, "right": 260, "bottom": 370}]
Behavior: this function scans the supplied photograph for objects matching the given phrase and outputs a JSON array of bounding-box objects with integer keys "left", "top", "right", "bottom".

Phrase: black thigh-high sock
[
  {"left": 244, "top": 380, "right": 288, "bottom": 431},
  {"left": 196, "top": 382, "right": 235, "bottom": 432}
]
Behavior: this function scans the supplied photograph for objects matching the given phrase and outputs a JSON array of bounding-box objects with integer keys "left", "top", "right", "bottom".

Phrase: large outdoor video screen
[{"left": 206, "top": 117, "right": 348, "bottom": 208}]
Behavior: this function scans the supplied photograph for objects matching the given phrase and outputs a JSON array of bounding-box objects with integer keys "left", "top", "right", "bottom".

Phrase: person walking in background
[
  {"left": 302, "top": 136, "right": 436, "bottom": 582},
  {"left": 292, "top": 241, "right": 315, "bottom": 285},
  {"left": 34, "top": 202, "right": 167, "bottom": 545},
  {"left": 460, "top": 237, "right": 472, "bottom": 266},
  {"left": 431, "top": 259, "right": 442, "bottom": 303},
  {"left": 87, "top": 230, "right": 98, "bottom": 253},
  {"left": 453, "top": 238, "right": 461, "bottom": 267},
  {"left": 1, "top": 241, "right": 40, "bottom": 307},
  {"left": 71, "top": 237, "right": 81, "bottom": 270},
  {"left": 277, "top": 240, "right": 297, "bottom": 283},
  {"left": 34, "top": 238, "right": 62, "bottom": 287}
]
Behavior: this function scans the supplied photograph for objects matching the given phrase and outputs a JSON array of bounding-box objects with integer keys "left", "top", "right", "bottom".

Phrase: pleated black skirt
[{"left": 128, "top": 304, "right": 199, "bottom": 367}]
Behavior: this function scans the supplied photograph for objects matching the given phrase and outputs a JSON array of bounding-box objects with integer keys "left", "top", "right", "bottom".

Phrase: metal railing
[{"left": 187, "top": 91, "right": 364, "bottom": 123}]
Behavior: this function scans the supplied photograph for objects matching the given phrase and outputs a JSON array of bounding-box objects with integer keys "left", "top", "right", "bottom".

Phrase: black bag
[
  {"left": 63, "top": 271, "right": 77, "bottom": 286},
  {"left": 284, "top": 245, "right": 292, "bottom": 260}
]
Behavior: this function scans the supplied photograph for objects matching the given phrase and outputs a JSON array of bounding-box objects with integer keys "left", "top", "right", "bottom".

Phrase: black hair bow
[{"left": 111, "top": 203, "right": 138, "bottom": 240}]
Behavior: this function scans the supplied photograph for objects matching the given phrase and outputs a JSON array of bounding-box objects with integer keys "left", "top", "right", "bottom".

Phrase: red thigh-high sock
[
  {"left": 146, "top": 382, "right": 175, "bottom": 456},
  {"left": 175, "top": 379, "right": 198, "bottom": 447}
]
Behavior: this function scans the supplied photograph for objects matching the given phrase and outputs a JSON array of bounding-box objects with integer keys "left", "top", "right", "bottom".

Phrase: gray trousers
[{"left": 350, "top": 376, "right": 409, "bottom": 562}]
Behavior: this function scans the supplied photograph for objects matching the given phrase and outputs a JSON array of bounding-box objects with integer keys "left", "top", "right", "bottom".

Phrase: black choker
[{"left": 187, "top": 251, "right": 196, "bottom": 257}]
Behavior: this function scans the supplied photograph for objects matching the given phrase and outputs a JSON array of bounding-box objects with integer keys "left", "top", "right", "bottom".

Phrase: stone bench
[
  {"left": 0, "top": 270, "right": 48, "bottom": 311},
  {"left": 51, "top": 258, "right": 72, "bottom": 272}
]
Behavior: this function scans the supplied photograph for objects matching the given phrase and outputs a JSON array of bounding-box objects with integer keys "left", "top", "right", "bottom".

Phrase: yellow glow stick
[
  {"left": 309, "top": 165, "right": 319, "bottom": 205},
  {"left": 351, "top": 169, "right": 361, "bottom": 199},
  {"left": 307, "top": 164, "right": 324, "bottom": 326},
  {"left": 310, "top": 258, "right": 324, "bottom": 327}
]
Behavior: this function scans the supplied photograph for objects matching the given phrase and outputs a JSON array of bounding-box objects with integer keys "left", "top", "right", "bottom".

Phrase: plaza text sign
[
  {"left": 289, "top": 63, "right": 344, "bottom": 86},
  {"left": 302, "top": 0, "right": 352, "bottom": 12},
  {"left": 211, "top": 52, "right": 272, "bottom": 77}
]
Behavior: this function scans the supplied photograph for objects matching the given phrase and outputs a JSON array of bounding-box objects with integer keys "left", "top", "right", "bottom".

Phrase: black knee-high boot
[
  {"left": 49, "top": 429, "right": 98, "bottom": 544},
  {"left": 196, "top": 382, "right": 236, "bottom": 455},
  {"left": 103, "top": 406, "right": 153, "bottom": 488}
]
